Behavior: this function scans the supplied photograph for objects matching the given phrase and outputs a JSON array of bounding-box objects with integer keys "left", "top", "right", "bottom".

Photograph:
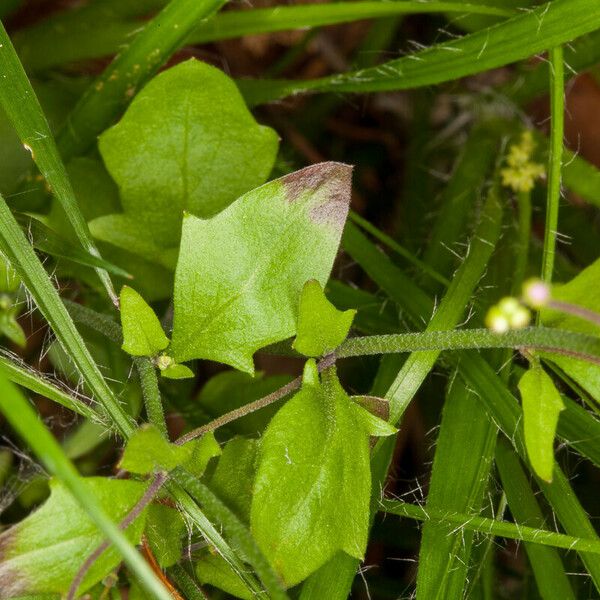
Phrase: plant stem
[
  {"left": 381, "top": 499, "right": 600, "bottom": 555},
  {"left": 337, "top": 327, "right": 600, "bottom": 364},
  {"left": 175, "top": 353, "right": 336, "bottom": 444},
  {"left": 514, "top": 189, "right": 532, "bottom": 293},
  {"left": 135, "top": 357, "right": 168, "bottom": 438},
  {"left": 56, "top": 0, "right": 227, "bottom": 160},
  {"left": 541, "top": 45, "right": 565, "bottom": 284},
  {"left": 0, "top": 374, "right": 172, "bottom": 600}
]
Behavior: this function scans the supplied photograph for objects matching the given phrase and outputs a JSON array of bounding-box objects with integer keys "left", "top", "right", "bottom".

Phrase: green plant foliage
[
  {"left": 92, "top": 59, "right": 279, "bottom": 256},
  {"left": 159, "top": 362, "right": 195, "bottom": 380},
  {"left": 119, "top": 285, "right": 169, "bottom": 357},
  {"left": 3, "top": 2, "right": 600, "bottom": 598},
  {"left": 209, "top": 437, "right": 259, "bottom": 523},
  {"left": 196, "top": 551, "right": 253, "bottom": 600},
  {"left": 0, "top": 478, "right": 147, "bottom": 597},
  {"left": 145, "top": 503, "right": 186, "bottom": 568},
  {"left": 349, "top": 400, "right": 397, "bottom": 437},
  {"left": 542, "top": 258, "right": 600, "bottom": 402},
  {"left": 519, "top": 364, "right": 565, "bottom": 482},
  {"left": 170, "top": 162, "right": 352, "bottom": 373},
  {"left": 250, "top": 360, "right": 371, "bottom": 586},
  {"left": 119, "top": 424, "right": 220, "bottom": 475},
  {"left": 293, "top": 279, "right": 356, "bottom": 357}
]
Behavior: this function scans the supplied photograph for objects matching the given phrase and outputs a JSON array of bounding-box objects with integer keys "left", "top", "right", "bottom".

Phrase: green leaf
[
  {"left": 145, "top": 503, "right": 186, "bottom": 568},
  {"left": 120, "top": 286, "right": 169, "bottom": 357},
  {"left": 0, "top": 252, "right": 20, "bottom": 293},
  {"left": 160, "top": 362, "right": 194, "bottom": 380},
  {"left": 93, "top": 59, "right": 278, "bottom": 255},
  {"left": 196, "top": 552, "right": 253, "bottom": 600},
  {"left": 0, "top": 477, "right": 147, "bottom": 597},
  {"left": 251, "top": 361, "right": 370, "bottom": 587},
  {"left": 171, "top": 162, "right": 352, "bottom": 374},
  {"left": 518, "top": 364, "right": 565, "bottom": 482},
  {"left": 293, "top": 279, "right": 356, "bottom": 357},
  {"left": 119, "top": 424, "right": 220, "bottom": 475},
  {"left": 0, "top": 314, "right": 26, "bottom": 348},
  {"left": 209, "top": 437, "right": 259, "bottom": 523},
  {"left": 541, "top": 257, "right": 600, "bottom": 402},
  {"left": 349, "top": 402, "right": 397, "bottom": 437}
]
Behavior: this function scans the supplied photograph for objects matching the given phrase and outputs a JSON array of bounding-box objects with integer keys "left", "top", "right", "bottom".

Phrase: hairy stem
[
  {"left": 381, "top": 499, "right": 600, "bottom": 555},
  {"left": 135, "top": 357, "right": 168, "bottom": 438}
]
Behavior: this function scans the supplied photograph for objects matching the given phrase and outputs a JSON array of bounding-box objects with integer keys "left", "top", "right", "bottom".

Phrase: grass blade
[
  {"left": 239, "top": 0, "right": 600, "bottom": 105},
  {"left": 14, "top": 1, "right": 513, "bottom": 72},
  {"left": 416, "top": 378, "right": 497, "bottom": 598},
  {"left": 495, "top": 439, "right": 575, "bottom": 599},
  {"left": 384, "top": 183, "right": 502, "bottom": 424},
  {"left": 0, "top": 349, "right": 98, "bottom": 419},
  {"left": 0, "top": 193, "right": 133, "bottom": 437},
  {"left": 55, "top": 0, "right": 227, "bottom": 160},
  {"left": 0, "top": 22, "right": 116, "bottom": 301},
  {"left": 0, "top": 373, "right": 172, "bottom": 600}
]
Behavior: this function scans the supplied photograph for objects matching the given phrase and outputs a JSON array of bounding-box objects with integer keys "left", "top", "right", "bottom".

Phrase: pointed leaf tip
[
  {"left": 120, "top": 286, "right": 169, "bottom": 357},
  {"left": 282, "top": 162, "right": 353, "bottom": 228},
  {"left": 519, "top": 365, "right": 565, "bottom": 482}
]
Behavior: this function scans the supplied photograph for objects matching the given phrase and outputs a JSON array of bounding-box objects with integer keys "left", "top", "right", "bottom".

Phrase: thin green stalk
[
  {"left": 541, "top": 46, "right": 565, "bottom": 284},
  {"left": 338, "top": 327, "right": 600, "bottom": 363},
  {"left": 0, "top": 350, "right": 98, "bottom": 419},
  {"left": 135, "top": 357, "right": 168, "bottom": 438},
  {"left": 0, "top": 373, "right": 172, "bottom": 600},
  {"left": 0, "top": 22, "right": 116, "bottom": 302},
  {"left": 56, "top": 0, "right": 227, "bottom": 160},
  {"left": 381, "top": 499, "right": 600, "bottom": 555},
  {"left": 514, "top": 189, "right": 532, "bottom": 293}
]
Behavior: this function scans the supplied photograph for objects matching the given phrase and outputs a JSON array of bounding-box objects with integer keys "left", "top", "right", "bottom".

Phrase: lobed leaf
[
  {"left": 171, "top": 162, "right": 352, "bottom": 374},
  {"left": 93, "top": 59, "right": 279, "bottom": 253},
  {"left": 251, "top": 361, "right": 371, "bottom": 587}
]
